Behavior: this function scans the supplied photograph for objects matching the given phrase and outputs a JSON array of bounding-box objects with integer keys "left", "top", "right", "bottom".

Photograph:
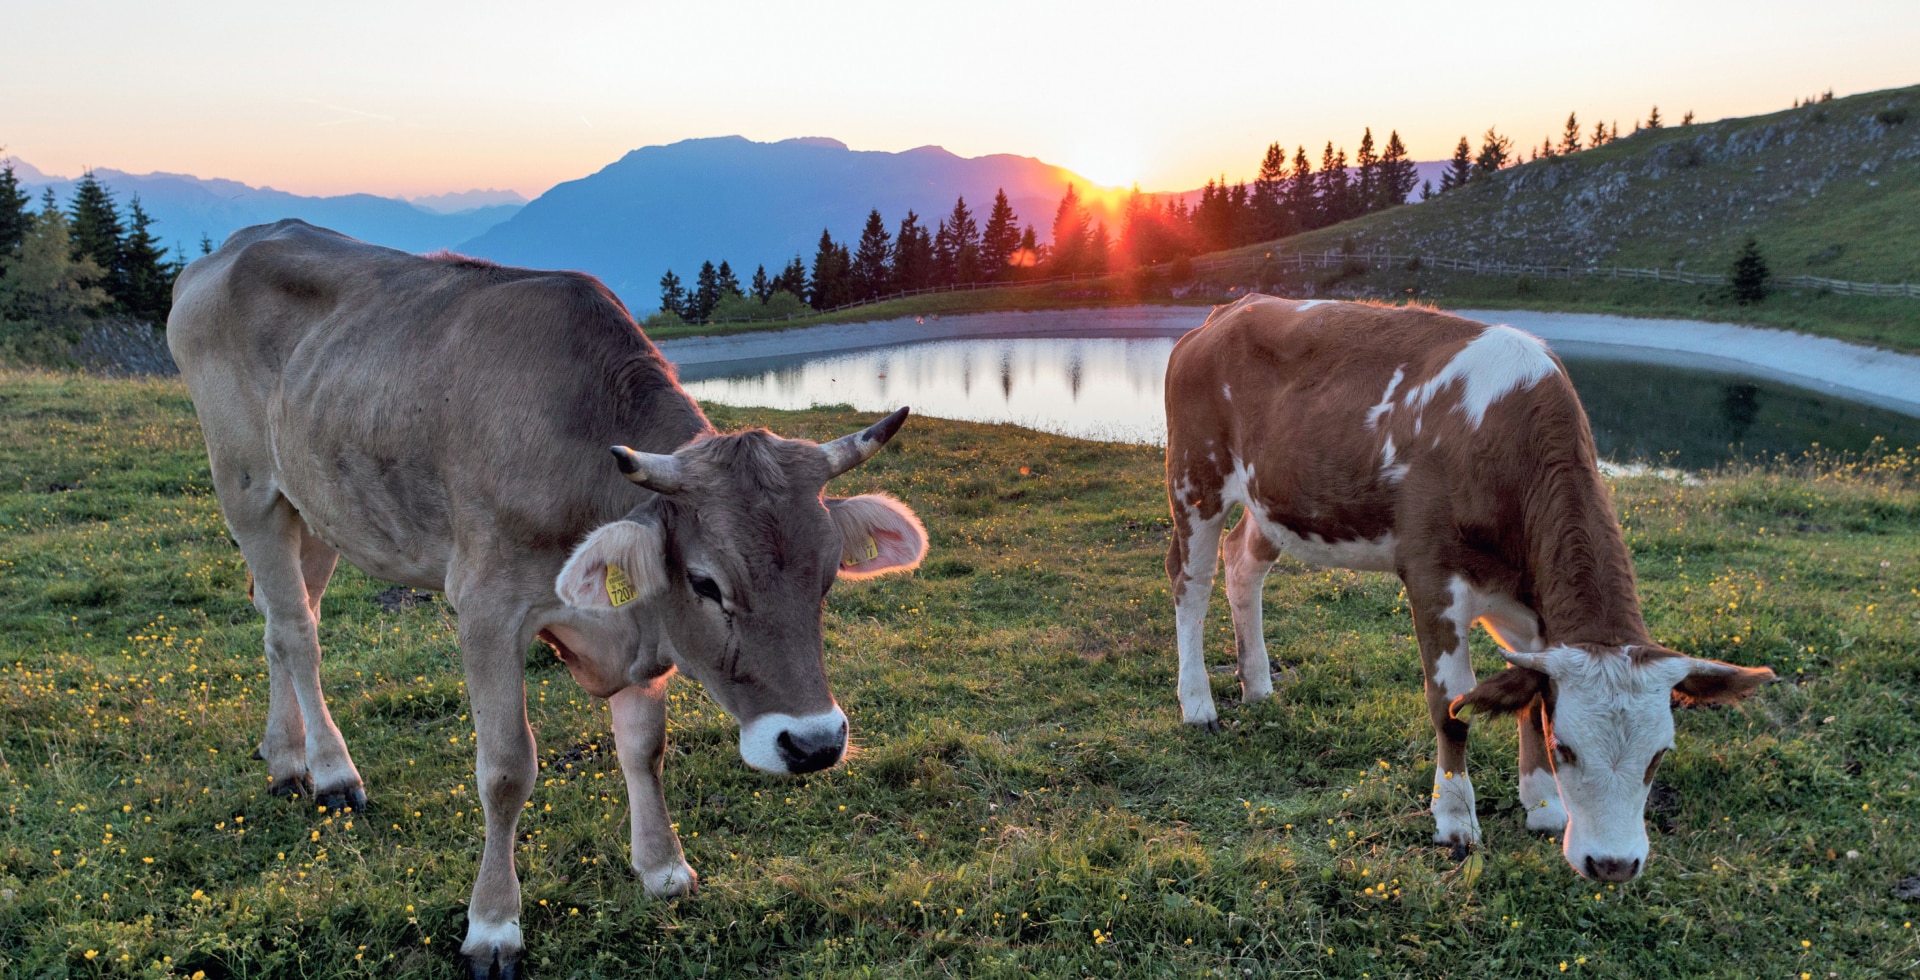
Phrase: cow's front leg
[
  {"left": 610, "top": 680, "right": 696, "bottom": 896},
  {"left": 1167, "top": 495, "right": 1227, "bottom": 730},
  {"left": 456, "top": 607, "right": 537, "bottom": 979},
  {"left": 1222, "top": 517, "right": 1279, "bottom": 705},
  {"left": 1410, "top": 578, "right": 1481, "bottom": 857},
  {"left": 1517, "top": 698, "right": 1567, "bottom": 833}
]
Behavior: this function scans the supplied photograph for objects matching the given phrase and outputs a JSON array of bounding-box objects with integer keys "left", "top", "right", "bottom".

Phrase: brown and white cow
[
  {"left": 168, "top": 220, "right": 927, "bottom": 978},
  {"left": 1164, "top": 295, "right": 1772, "bottom": 882}
]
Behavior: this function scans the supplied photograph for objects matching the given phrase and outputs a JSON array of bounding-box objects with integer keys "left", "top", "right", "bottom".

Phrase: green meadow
[{"left": 1, "top": 370, "right": 1917, "bottom": 978}]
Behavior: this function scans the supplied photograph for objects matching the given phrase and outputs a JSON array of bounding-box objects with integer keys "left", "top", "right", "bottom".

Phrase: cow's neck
[
  {"left": 618, "top": 347, "right": 715, "bottom": 450},
  {"left": 1520, "top": 451, "right": 1649, "bottom": 649}
]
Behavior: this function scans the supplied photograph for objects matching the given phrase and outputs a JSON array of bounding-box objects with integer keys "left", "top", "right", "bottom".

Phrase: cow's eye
[
  {"left": 688, "top": 573, "right": 723, "bottom": 604},
  {"left": 1554, "top": 743, "right": 1578, "bottom": 767}
]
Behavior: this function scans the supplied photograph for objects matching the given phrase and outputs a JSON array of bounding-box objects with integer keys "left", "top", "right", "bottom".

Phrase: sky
[{"left": 5, "top": 0, "right": 1919, "bottom": 200}]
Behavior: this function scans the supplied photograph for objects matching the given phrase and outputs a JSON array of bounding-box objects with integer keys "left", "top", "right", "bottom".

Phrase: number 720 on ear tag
[{"left": 604, "top": 562, "right": 638, "bottom": 607}]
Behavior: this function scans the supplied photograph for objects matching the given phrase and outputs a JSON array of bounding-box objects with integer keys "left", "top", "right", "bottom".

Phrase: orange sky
[{"left": 5, "top": 0, "right": 1917, "bottom": 198}]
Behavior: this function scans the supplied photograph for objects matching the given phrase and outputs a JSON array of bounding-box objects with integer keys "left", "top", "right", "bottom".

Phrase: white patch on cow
[
  {"left": 1173, "top": 496, "right": 1225, "bottom": 726},
  {"left": 1379, "top": 435, "right": 1409, "bottom": 485},
  {"left": 636, "top": 858, "right": 698, "bottom": 897},
  {"left": 461, "top": 918, "right": 523, "bottom": 960},
  {"left": 1514, "top": 646, "right": 1689, "bottom": 881},
  {"left": 1431, "top": 767, "right": 1481, "bottom": 846},
  {"left": 1403, "top": 325, "right": 1559, "bottom": 428},
  {"left": 1268, "top": 525, "right": 1398, "bottom": 571},
  {"left": 1222, "top": 383, "right": 1232, "bottom": 401},
  {"left": 1365, "top": 366, "right": 1406, "bottom": 430},
  {"left": 738, "top": 707, "right": 849, "bottom": 774},
  {"left": 1520, "top": 766, "right": 1567, "bottom": 833},
  {"left": 1296, "top": 299, "right": 1335, "bottom": 310}
]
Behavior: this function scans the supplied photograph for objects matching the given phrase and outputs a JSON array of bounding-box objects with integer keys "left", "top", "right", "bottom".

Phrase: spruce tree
[
  {"left": 1353, "top": 128, "right": 1378, "bottom": 217},
  {"left": 979, "top": 190, "right": 1020, "bottom": 281},
  {"left": 1251, "top": 142, "right": 1289, "bottom": 241},
  {"left": 1472, "top": 128, "right": 1512, "bottom": 175},
  {"left": 1728, "top": 237, "right": 1770, "bottom": 305},
  {"left": 0, "top": 195, "right": 108, "bottom": 325},
  {"left": 1317, "top": 144, "right": 1349, "bottom": 226},
  {"left": 67, "top": 171, "right": 128, "bottom": 310},
  {"left": 851, "top": 209, "right": 893, "bottom": 300},
  {"left": 808, "top": 230, "right": 851, "bottom": 308},
  {"left": 1017, "top": 226, "right": 1039, "bottom": 269},
  {"left": 1645, "top": 106, "right": 1663, "bottom": 130},
  {"left": 773, "top": 256, "right": 809, "bottom": 298},
  {"left": 715, "top": 261, "right": 742, "bottom": 299},
  {"left": 1441, "top": 136, "right": 1473, "bottom": 191},
  {"left": 1048, "top": 185, "right": 1089, "bottom": 275},
  {"left": 893, "top": 211, "right": 933, "bottom": 291},
  {"left": 120, "top": 196, "right": 176, "bottom": 326},
  {"left": 1086, "top": 222, "right": 1111, "bottom": 275},
  {"left": 750, "top": 264, "right": 771, "bottom": 302},
  {"left": 1227, "top": 181, "right": 1249, "bottom": 246},
  {"left": 1560, "top": 113, "right": 1583, "bottom": 155},
  {"left": 931, "top": 220, "right": 955, "bottom": 287},
  {"left": 1681, "top": 109, "right": 1694, "bottom": 126},
  {"left": 658, "top": 270, "right": 687, "bottom": 318},
  {"left": 692, "top": 261, "right": 720, "bottom": 320},
  {"left": 1378, "top": 131, "right": 1418, "bottom": 209},
  {"left": 1284, "top": 146, "right": 1316, "bottom": 231},
  {"left": 944, "top": 197, "right": 980, "bottom": 284},
  {"left": 0, "top": 158, "right": 32, "bottom": 264}
]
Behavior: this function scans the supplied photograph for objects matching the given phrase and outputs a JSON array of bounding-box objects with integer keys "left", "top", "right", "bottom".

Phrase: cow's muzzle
[{"left": 738, "top": 707, "right": 849, "bottom": 774}]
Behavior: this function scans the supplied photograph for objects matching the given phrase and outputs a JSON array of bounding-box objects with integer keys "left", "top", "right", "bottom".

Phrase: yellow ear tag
[
  {"left": 604, "top": 562, "right": 638, "bottom": 607},
  {"left": 843, "top": 536, "right": 879, "bottom": 567}
]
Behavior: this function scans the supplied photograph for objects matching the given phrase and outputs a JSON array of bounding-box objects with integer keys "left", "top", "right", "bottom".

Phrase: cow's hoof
[
  {"left": 463, "top": 920, "right": 523, "bottom": 980},
  {"left": 316, "top": 782, "right": 368, "bottom": 813},
  {"left": 268, "top": 773, "right": 314, "bottom": 798},
  {"left": 1185, "top": 717, "right": 1222, "bottom": 733},
  {"left": 638, "top": 860, "right": 698, "bottom": 897},
  {"left": 467, "top": 950, "right": 519, "bottom": 980},
  {"left": 1448, "top": 841, "right": 1470, "bottom": 862}
]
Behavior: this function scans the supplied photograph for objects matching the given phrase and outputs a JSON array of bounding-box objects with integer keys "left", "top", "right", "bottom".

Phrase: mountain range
[{"left": 7, "top": 159, "right": 522, "bottom": 256}]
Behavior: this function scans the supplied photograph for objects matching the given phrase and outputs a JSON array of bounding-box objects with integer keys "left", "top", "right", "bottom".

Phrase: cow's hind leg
[
  {"left": 1168, "top": 487, "right": 1227, "bottom": 730},
  {"left": 454, "top": 597, "right": 538, "bottom": 979},
  {"left": 1222, "top": 516, "right": 1278, "bottom": 705},
  {"left": 236, "top": 497, "right": 363, "bottom": 809},
  {"left": 1408, "top": 576, "right": 1481, "bottom": 857}
]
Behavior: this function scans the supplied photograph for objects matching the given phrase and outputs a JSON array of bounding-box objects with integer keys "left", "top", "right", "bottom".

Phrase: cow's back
[{"left": 169, "top": 220, "right": 707, "bottom": 590}]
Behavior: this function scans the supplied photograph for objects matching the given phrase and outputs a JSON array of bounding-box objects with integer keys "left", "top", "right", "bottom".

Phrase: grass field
[{"left": 2, "top": 370, "right": 1918, "bottom": 978}]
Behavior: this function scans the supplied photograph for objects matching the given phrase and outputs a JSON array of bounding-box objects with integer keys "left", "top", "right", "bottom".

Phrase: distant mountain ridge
[
  {"left": 8, "top": 162, "right": 523, "bottom": 257},
  {"left": 457, "top": 136, "right": 1131, "bottom": 311}
]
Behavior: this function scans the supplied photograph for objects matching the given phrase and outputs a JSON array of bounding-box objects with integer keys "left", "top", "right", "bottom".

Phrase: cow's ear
[
  {"left": 1671, "top": 656, "right": 1776, "bottom": 707},
  {"left": 556, "top": 520, "right": 668, "bottom": 609},
  {"left": 826, "top": 494, "right": 927, "bottom": 579},
  {"left": 1450, "top": 667, "right": 1548, "bottom": 721}
]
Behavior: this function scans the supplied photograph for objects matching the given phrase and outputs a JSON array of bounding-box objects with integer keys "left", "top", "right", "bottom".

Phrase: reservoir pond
[{"left": 675, "top": 334, "right": 1920, "bottom": 468}]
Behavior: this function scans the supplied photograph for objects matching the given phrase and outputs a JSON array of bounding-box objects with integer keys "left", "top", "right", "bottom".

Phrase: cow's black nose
[
  {"left": 1584, "top": 855, "right": 1642, "bottom": 882},
  {"left": 775, "top": 722, "right": 846, "bottom": 773}
]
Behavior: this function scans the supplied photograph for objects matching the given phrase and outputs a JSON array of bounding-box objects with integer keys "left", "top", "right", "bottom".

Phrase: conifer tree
[
  {"left": 1017, "top": 226, "right": 1040, "bottom": 270},
  {"left": 1227, "top": 181, "right": 1249, "bottom": 246},
  {"left": 1681, "top": 109, "right": 1694, "bottom": 126},
  {"left": 1591, "top": 119, "right": 1610, "bottom": 148},
  {"left": 715, "top": 261, "right": 742, "bottom": 299},
  {"left": 944, "top": 196, "right": 980, "bottom": 284},
  {"left": 67, "top": 171, "right": 128, "bottom": 310},
  {"left": 1378, "top": 131, "right": 1418, "bottom": 209},
  {"left": 1049, "top": 185, "right": 1089, "bottom": 275},
  {"left": 1317, "top": 143, "right": 1349, "bottom": 226},
  {"left": 1645, "top": 106, "right": 1663, "bottom": 130},
  {"left": 1728, "top": 237, "right": 1770, "bottom": 305},
  {"left": 851, "top": 209, "right": 893, "bottom": 300},
  {"left": 1419, "top": 179, "right": 1434, "bottom": 202},
  {"left": 120, "top": 196, "right": 176, "bottom": 326},
  {"left": 1440, "top": 136, "right": 1473, "bottom": 191},
  {"left": 1560, "top": 113, "right": 1583, "bottom": 155},
  {"left": 979, "top": 190, "right": 1020, "bottom": 281},
  {"left": 0, "top": 195, "right": 108, "bottom": 325},
  {"left": 808, "top": 231, "right": 842, "bottom": 308},
  {"left": 1284, "top": 146, "right": 1316, "bottom": 230},
  {"left": 1353, "top": 128, "right": 1378, "bottom": 217},
  {"left": 1472, "top": 128, "right": 1512, "bottom": 175},
  {"left": 692, "top": 261, "right": 720, "bottom": 320},
  {"left": 658, "top": 270, "right": 687, "bottom": 318},
  {"left": 198, "top": 233, "right": 214, "bottom": 257},
  {"left": 0, "top": 158, "right": 32, "bottom": 265},
  {"left": 750, "top": 264, "right": 771, "bottom": 302},
  {"left": 892, "top": 211, "right": 933, "bottom": 291},
  {"left": 773, "top": 256, "right": 809, "bottom": 298},
  {"left": 1086, "top": 222, "right": 1111, "bottom": 275},
  {"left": 1251, "top": 142, "right": 1289, "bottom": 241},
  {"left": 931, "top": 220, "right": 955, "bottom": 287}
]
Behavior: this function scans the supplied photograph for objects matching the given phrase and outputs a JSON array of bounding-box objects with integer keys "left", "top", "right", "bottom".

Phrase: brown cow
[
  {"left": 168, "top": 220, "right": 927, "bottom": 978},
  {"left": 1164, "top": 295, "right": 1772, "bottom": 882}
]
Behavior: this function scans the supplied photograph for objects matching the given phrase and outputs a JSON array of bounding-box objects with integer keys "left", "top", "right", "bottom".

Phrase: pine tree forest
[{"left": 0, "top": 164, "right": 184, "bottom": 341}]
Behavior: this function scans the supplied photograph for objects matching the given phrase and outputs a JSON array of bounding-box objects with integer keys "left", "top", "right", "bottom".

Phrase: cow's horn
[
  {"left": 821, "top": 407, "right": 911, "bottom": 479},
  {"left": 611, "top": 446, "right": 684, "bottom": 494}
]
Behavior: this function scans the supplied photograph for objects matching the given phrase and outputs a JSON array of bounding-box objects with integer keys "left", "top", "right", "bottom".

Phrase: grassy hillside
[
  {"left": 1215, "top": 84, "right": 1920, "bottom": 285},
  {"left": 2, "top": 371, "right": 1917, "bottom": 977}
]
